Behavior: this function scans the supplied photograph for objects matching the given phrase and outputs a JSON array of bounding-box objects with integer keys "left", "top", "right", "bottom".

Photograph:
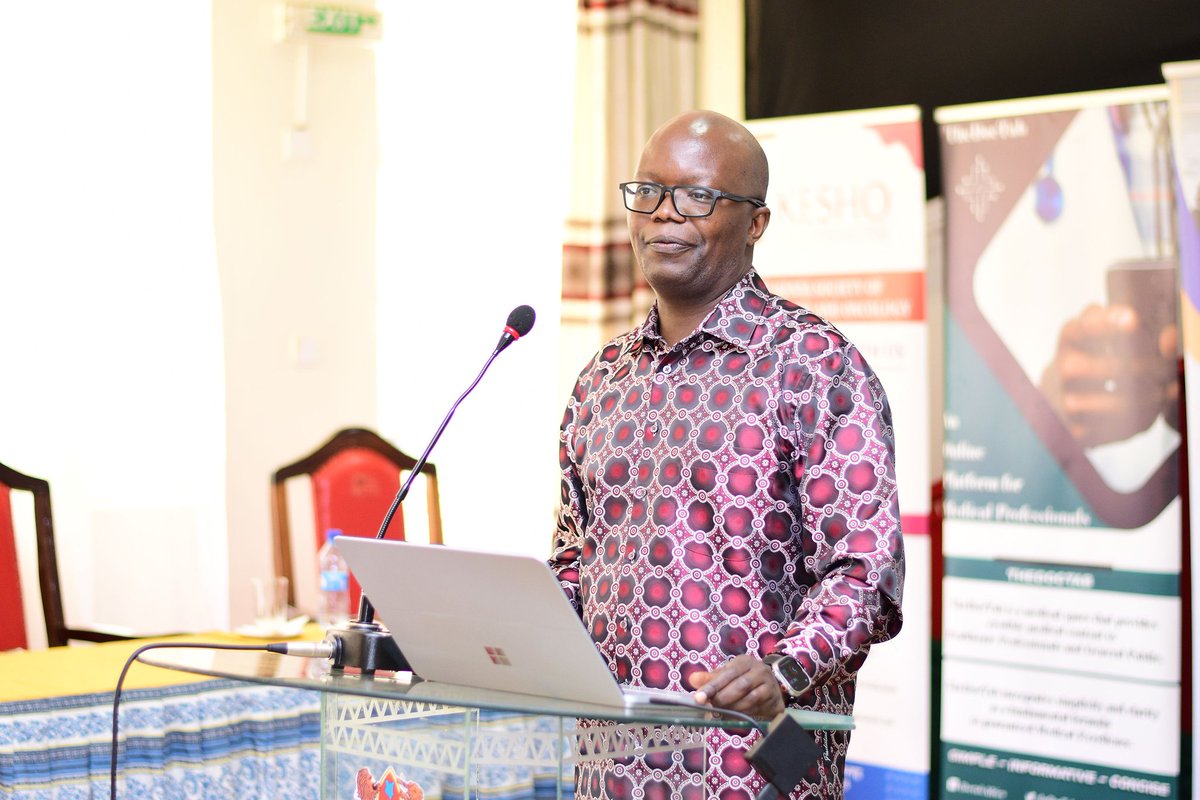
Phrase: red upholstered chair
[
  {"left": 270, "top": 427, "right": 443, "bottom": 612},
  {"left": 0, "top": 460, "right": 131, "bottom": 649}
]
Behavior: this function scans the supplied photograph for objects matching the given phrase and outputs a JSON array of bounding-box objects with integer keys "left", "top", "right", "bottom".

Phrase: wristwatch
[{"left": 762, "top": 652, "right": 808, "bottom": 700}]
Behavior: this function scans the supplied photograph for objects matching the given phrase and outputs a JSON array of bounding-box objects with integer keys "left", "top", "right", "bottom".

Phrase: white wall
[
  {"left": 0, "top": 3, "right": 227, "bottom": 639},
  {"left": 699, "top": 0, "right": 745, "bottom": 118},
  {"left": 369, "top": 2, "right": 741, "bottom": 559},
  {"left": 374, "top": 2, "right": 576, "bottom": 558},
  {"left": 215, "top": 0, "right": 580, "bottom": 621},
  {"left": 214, "top": 0, "right": 382, "bottom": 627}
]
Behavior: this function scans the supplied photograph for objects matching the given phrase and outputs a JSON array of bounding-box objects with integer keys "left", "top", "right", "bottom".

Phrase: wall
[
  {"left": 699, "top": 0, "right": 745, "bottom": 118},
  {"left": 213, "top": 0, "right": 381, "bottom": 626},
  {"left": 374, "top": 2, "right": 576, "bottom": 558},
  {"left": 369, "top": 2, "right": 739, "bottom": 559},
  {"left": 0, "top": 3, "right": 227, "bottom": 641},
  {"left": 216, "top": 0, "right": 580, "bottom": 621}
]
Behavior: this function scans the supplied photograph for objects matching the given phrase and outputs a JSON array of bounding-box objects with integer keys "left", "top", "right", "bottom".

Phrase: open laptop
[{"left": 333, "top": 537, "right": 703, "bottom": 710}]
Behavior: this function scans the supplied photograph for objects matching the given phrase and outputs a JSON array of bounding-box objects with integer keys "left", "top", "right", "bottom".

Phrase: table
[{"left": 0, "top": 629, "right": 324, "bottom": 799}]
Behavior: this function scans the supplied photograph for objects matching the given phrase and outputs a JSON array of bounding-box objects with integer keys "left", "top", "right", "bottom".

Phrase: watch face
[
  {"left": 770, "top": 655, "right": 807, "bottom": 694},
  {"left": 778, "top": 658, "right": 806, "bottom": 688}
]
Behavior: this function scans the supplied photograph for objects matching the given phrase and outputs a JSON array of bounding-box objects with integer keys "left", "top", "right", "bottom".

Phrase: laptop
[{"left": 333, "top": 537, "right": 703, "bottom": 710}]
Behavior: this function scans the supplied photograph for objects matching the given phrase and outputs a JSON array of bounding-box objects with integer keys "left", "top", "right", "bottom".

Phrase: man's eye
[
  {"left": 634, "top": 184, "right": 660, "bottom": 198},
  {"left": 686, "top": 188, "right": 716, "bottom": 203}
]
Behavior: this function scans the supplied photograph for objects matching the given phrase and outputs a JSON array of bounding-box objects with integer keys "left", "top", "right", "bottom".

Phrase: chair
[
  {"left": 0, "top": 460, "right": 131, "bottom": 649},
  {"left": 270, "top": 427, "right": 443, "bottom": 611}
]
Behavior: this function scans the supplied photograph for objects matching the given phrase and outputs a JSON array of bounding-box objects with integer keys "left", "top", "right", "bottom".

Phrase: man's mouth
[{"left": 645, "top": 236, "right": 694, "bottom": 253}]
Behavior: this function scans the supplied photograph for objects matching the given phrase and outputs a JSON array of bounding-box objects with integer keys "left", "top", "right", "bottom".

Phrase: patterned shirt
[{"left": 551, "top": 270, "right": 904, "bottom": 800}]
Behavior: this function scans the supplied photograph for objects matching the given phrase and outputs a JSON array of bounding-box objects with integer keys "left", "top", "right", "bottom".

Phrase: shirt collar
[{"left": 635, "top": 269, "right": 771, "bottom": 354}]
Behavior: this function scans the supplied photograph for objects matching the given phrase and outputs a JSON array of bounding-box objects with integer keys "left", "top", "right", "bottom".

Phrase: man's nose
[{"left": 652, "top": 188, "right": 685, "bottom": 222}]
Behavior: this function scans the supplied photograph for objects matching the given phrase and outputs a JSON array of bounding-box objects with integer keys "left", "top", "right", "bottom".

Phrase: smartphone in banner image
[{"left": 1106, "top": 257, "right": 1179, "bottom": 346}]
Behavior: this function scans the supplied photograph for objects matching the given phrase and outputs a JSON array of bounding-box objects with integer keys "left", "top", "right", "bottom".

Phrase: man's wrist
[{"left": 762, "top": 652, "right": 808, "bottom": 700}]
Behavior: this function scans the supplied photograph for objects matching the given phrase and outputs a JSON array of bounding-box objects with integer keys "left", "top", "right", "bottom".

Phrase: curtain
[{"left": 558, "top": 0, "right": 701, "bottom": 386}]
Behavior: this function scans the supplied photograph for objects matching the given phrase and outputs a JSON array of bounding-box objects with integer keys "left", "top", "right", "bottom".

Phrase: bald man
[{"left": 551, "top": 110, "right": 905, "bottom": 799}]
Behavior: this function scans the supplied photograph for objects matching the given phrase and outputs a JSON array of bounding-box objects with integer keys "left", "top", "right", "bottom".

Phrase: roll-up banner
[
  {"left": 936, "top": 87, "right": 1182, "bottom": 800},
  {"left": 749, "top": 106, "right": 932, "bottom": 800},
  {"left": 1162, "top": 58, "right": 1200, "bottom": 799}
]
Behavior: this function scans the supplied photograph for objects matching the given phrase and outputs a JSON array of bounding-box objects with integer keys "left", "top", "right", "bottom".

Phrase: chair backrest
[
  {"left": 0, "top": 461, "right": 127, "bottom": 648},
  {"left": 270, "top": 427, "right": 443, "bottom": 611}
]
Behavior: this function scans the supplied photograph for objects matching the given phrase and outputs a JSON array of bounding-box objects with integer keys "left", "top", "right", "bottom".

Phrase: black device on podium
[
  {"left": 746, "top": 709, "right": 828, "bottom": 799},
  {"left": 322, "top": 304, "right": 536, "bottom": 675}
]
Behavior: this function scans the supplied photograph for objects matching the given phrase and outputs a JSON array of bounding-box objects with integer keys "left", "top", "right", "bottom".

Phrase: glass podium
[{"left": 139, "top": 646, "right": 849, "bottom": 799}]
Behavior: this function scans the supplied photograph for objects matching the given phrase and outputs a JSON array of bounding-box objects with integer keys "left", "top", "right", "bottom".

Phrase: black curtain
[{"left": 745, "top": 1, "right": 1200, "bottom": 197}]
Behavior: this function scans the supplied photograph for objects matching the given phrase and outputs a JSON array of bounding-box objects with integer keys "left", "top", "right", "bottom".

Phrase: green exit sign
[{"left": 284, "top": 4, "right": 382, "bottom": 41}]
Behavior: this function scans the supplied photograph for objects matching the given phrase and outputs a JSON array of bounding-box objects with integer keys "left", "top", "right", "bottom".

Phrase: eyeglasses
[{"left": 619, "top": 181, "right": 767, "bottom": 218}]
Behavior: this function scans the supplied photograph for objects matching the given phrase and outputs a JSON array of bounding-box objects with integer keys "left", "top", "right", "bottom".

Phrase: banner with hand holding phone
[{"left": 936, "top": 86, "right": 1182, "bottom": 800}]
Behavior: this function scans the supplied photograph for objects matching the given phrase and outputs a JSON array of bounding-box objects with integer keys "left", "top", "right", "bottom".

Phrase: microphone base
[{"left": 327, "top": 621, "right": 412, "bottom": 675}]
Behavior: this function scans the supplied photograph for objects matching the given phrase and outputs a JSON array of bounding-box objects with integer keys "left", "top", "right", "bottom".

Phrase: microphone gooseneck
[
  {"left": 331, "top": 304, "right": 536, "bottom": 674},
  {"left": 375, "top": 303, "right": 536, "bottom": 544}
]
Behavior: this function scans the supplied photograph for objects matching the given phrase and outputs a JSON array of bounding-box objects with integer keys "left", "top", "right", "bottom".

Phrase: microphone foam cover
[{"left": 507, "top": 304, "right": 536, "bottom": 337}]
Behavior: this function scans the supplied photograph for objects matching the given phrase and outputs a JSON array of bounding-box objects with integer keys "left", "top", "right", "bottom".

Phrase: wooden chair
[
  {"left": 0, "top": 461, "right": 131, "bottom": 648},
  {"left": 270, "top": 427, "right": 443, "bottom": 611}
]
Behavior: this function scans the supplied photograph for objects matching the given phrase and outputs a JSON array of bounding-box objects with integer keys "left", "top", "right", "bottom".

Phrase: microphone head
[{"left": 506, "top": 305, "right": 536, "bottom": 338}]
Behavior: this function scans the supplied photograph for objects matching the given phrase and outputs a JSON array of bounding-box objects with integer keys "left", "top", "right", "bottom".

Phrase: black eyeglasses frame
[{"left": 619, "top": 181, "right": 767, "bottom": 218}]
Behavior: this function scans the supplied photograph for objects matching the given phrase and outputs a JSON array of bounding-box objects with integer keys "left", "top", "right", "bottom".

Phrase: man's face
[{"left": 628, "top": 127, "right": 769, "bottom": 308}]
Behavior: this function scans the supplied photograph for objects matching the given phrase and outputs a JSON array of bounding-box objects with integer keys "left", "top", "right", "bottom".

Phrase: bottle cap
[{"left": 325, "top": 528, "right": 343, "bottom": 543}]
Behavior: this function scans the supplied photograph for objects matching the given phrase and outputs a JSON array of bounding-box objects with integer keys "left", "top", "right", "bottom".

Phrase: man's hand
[
  {"left": 689, "top": 654, "right": 786, "bottom": 720},
  {"left": 1040, "top": 303, "right": 1178, "bottom": 447}
]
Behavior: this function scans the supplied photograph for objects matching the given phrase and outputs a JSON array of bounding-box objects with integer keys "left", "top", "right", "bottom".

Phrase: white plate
[{"left": 235, "top": 615, "right": 310, "bottom": 639}]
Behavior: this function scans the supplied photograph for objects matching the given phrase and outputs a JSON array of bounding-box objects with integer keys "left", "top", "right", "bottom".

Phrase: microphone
[
  {"left": 328, "top": 304, "right": 536, "bottom": 674},
  {"left": 496, "top": 304, "right": 536, "bottom": 353}
]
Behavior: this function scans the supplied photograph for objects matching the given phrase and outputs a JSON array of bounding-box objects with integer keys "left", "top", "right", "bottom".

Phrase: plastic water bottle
[{"left": 317, "top": 529, "right": 351, "bottom": 629}]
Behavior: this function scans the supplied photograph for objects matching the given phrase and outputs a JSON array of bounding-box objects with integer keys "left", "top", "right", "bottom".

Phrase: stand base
[{"left": 327, "top": 621, "right": 411, "bottom": 675}]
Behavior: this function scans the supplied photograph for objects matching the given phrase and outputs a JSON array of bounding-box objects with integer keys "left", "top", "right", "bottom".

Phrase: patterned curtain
[{"left": 558, "top": 0, "right": 700, "bottom": 391}]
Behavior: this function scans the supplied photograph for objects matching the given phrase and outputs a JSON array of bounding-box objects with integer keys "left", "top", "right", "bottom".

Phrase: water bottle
[{"left": 317, "top": 528, "right": 351, "bottom": 628}]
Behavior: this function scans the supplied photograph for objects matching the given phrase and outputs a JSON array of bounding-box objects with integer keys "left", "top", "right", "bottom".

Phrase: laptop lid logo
[{"left": 485, "top": 646, "right": 511, "bottom": 666}]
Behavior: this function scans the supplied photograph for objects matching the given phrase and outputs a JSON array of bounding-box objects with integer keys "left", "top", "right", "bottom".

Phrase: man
[{"left": 551, "top": 110, "right": 904, "bottom": 799}]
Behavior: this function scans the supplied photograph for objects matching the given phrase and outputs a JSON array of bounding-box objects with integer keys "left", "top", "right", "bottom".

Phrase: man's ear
[{"left": 747, "top": 206, "right": 771, "bottom": 246}]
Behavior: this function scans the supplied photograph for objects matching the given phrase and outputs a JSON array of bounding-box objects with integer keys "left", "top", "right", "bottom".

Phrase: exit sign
[{"left": 283, "top": 4, "right": 382, "bottom": 41}]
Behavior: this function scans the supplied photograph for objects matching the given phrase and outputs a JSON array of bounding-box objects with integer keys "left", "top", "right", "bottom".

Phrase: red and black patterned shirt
[{"left": 551, "top": 270, "right": 904, "bottom": 799}]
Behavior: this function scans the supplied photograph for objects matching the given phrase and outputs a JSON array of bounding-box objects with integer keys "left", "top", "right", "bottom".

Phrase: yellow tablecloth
[{"left": 0, "top": 625, "right": 324, "bottom": 703}]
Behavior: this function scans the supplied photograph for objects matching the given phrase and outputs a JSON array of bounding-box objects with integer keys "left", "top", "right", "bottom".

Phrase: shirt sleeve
[
  {"left": 549, "top": 371, "right": 591, "bottom": 616},
  {"left": 778, "top": 339, "right": 906, "bottom": 694}
]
